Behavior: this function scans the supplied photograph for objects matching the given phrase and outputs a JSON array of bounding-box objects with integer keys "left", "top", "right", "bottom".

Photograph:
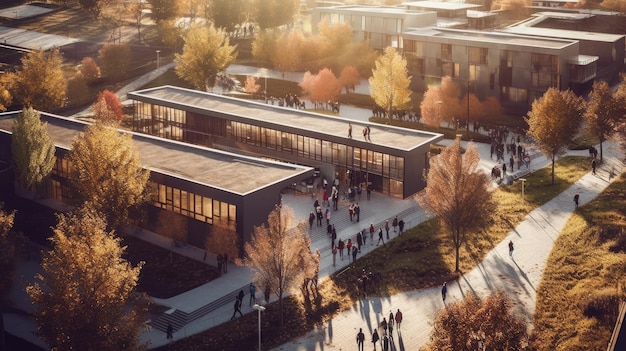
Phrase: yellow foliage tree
[
  {"left": 369, "top": 47, "right": 412, "bottom": 118},
  {"left": 12, "top": 48, "right": 66, "bottom": 111},
  {"left": 526, "top": 88, "right": 584, "bottom": 185},
  {"left": 26, "top": 206, "right": 149, "bottom": 351},
  {"left": 417, "top": 137, "right": 494, "bottom": 272},
  {"left": 67, "top": 122, "right": 150, "bottom": 229},
  {"left": 584, "top": 79, "right": 626, "bottom": 161}
]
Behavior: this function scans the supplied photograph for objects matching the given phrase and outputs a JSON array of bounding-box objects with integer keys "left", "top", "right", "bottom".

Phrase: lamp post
[
  {"left": 156, "top": 50, "right": 161, "bottom": 68},
  {"left": 253, "top": 304, "right": 266, "bottom": 351},
  {"left": 520, "top": 178, "right": 526, "bottom": 202}
]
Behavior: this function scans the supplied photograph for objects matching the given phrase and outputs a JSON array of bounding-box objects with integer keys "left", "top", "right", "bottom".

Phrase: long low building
[
  {"left": 128, "top": 86, "right": 444, "bottom": 199},
  {"left": 0, "top": 112, "right": 314, "bottom": 255}
]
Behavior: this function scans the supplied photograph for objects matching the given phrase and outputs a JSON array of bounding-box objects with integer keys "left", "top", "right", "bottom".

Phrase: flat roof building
[
  {"left": 0, "top": 112, "right": 313, "bottom": 255},
  {"left": 128, "top": 86, "right": 444, "bottom": 199}
]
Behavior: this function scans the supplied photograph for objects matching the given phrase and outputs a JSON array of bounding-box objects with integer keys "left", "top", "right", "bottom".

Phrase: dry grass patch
[{"left": 532, "top": 174, "right": 626, "bottom": 351}]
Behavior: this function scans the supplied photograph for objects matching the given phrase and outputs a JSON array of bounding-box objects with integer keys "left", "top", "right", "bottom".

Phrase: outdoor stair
[{"left": 150, "top": 308, "right": 189, "bottom": 332}]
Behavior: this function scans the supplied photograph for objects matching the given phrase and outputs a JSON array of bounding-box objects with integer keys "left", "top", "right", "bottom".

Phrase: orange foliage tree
[
  {"left": 79, "top": 57, "right": 100, "bottom": 84},
  {"left": 420, "top": 77, "right": 462, "bottom": 128},
  {"left": 92, "top": 90, "right": 124, "bottom": 123},
  {"left": 338, "top": 66, "right": 360, "bottom": 93},
  {"left": 299, "top": 68, "right": 342, "bottom": 106}
]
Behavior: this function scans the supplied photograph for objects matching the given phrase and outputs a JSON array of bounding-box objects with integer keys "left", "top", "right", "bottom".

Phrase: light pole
[
  {"left": 253, "top": 304, "right": 266, "bottom": 351},
  {"left": 520, "top": 178, "right": 527, "bottom": 202},
  {"left": 156, "top": 50, "right": 161, "bottom": 68}
]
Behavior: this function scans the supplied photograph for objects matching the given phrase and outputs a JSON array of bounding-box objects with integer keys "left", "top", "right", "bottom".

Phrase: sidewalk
[{"left": 270, "top": 142, "right": 624, "bottom": 351}]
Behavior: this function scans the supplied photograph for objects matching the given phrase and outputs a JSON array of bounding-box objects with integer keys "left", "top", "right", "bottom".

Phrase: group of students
[{"left": 356, "top": 309, "right": 404, "bottom": 351}]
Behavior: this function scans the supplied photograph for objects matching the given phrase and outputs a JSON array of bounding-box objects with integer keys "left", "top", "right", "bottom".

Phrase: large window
[
  {"left": 152, "top": 182, "right": 236, "bottom": 226},
  {"left": 469, "top": 47, "right": 488, "bottom": 65},
  {"left": 441, "top": 44, "right": 452, "bottom": 61}
]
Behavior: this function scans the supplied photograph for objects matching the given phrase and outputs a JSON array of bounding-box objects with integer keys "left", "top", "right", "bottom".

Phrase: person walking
[
  {"left": 352, "top": 245, "right": 358, "bottom": 263},
  {"left": 362, "top": 228, "right": 367, "bottom": 247},
  {"left": 367, "top": 186, "right": 371, "bottom": 200},
  {"left": 237, "top": 289, "right": 245, "bottom": 304},
  {"left": 398, "top": 218, "right": 405, "bottom": 235},
  {"left": 574, "top": 193, "right": 580, "bottom": 208},
  {"left": 230, "top": 298, "right": 243, "bottom": 319},
  {"left": 326, "top": 208, "right": 331, "bottom": 226},
  {"left": 338, "top": 239, "right": 345, "bottom": 260},
  {"left": 369, "top": 224, "right": 375, "bottom": 245},
  {"left": 377, "top": 227, "right": 385, "bottom": 246},
  {"left": 372, "top": 329, "right": 380, "bottom": 350},
  {"left": 395, "top": 309, "right": 403, "bottom": 330},
  {"left": 249, "top": 283, "right": 256, "bottom": 306},
  {"left": 381, "top": 318, "right": 388, "bottom": 334},
  {"left": 356, "top": 231, "right": 363, "bottom": 252},
  {"left": 442, "top": 282, "right": 447, "bottom": 302},
  {"left": 392, "top": 216, "right": 398, "bottom": 233},
  {"left": 348, "top": 122, "right": 352, "bottom": 138},
  {"left": 384, "top": 220, "right": 390, "bottom": 239},
  {"left": 509, "top": 240, "right": 514, "bottom": 258},
  {"left": 308, "top": 212, "right": 315, "bottom": 229},
  {"left": 356, "top": 328, "right": 365, "bottom": 351},
  {"left": 346, "top": 239, "right": 353, "bottom": 260},
  {"left": 592, "top": 159, "right": 597, "bottom": 175},
  {"left": 166, "top": 323, "right": 173, "bottom": 341},
  {"left": 382, "top": 333, "right": 389, "bottom": 351},
  {"left": 331, "top": 225, "right": 337, "bottom": 248},
  {"left": 332, "top": 245, "right": 337, "bottom": 267}
]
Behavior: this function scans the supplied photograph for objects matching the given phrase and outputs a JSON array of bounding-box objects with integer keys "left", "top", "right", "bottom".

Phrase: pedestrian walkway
[{"left": 270, "top": 142, "right": 624, "bottom": 351}]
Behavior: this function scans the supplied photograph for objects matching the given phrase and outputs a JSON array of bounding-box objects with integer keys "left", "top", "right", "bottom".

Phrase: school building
[{"left": 127, "top": 85, "right": 444, "bottom": 199}]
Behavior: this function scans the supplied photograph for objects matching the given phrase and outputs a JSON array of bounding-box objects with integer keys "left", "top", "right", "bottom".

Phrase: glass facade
[{"left": 132, "top": 102, "right": 407, "bottom": 198}]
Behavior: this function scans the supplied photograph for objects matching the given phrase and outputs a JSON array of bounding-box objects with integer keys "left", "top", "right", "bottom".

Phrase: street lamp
[
  {"left": 253, "top": 304, "right": 266, "bottom": 351},
  {"left": 156, "top": 50, "right": 161, "bottom": 68},
  {"left": 520, "top": 178, "right": 527, "bottom": 202}
]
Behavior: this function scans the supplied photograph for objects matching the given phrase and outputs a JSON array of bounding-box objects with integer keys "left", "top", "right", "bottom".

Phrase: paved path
[{"left": 271, "top": 142, "right": 624, "bottom": 351}]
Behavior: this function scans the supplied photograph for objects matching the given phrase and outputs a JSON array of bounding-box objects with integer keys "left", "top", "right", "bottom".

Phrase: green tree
[
  {"left": 99, "top": 43, "right": 131, "bottom": 82},
  {"left": 417, "top": 137, "right": 494, "bottom": 272},
  {"left": 424, "top": 292, "right": 527, "bottom": 351},
  {"left": 526, "top": 88, "right": 584, "bottom": 185},
  {"left": 241, "top": 205, "right": 315, "bottom": 328},
  {"left": 253, "top": 0, "right": 298, "bottom": 30},
  {"left": 11, "top": 107, "right": 56, "bottom": 191},
  {"left": 12, "top": 49, "right": 66, "bottom": 111},
  {"left": 210, "top": 0, "right": 249, "bottom": 32},
  {"left": 175, "top": 24, "right": 237, "bottom": 90},
  {"left": 26, "top": 206, "right": 149, "bottom": 351},
  {"left": 67, "top": 122, "right": 150, "bottom": 229},
  {"left": 369, "top": 47, "right": 412, "bottom": 119},
  {"left": 584, "top": 80, "right": 626, "bottom": 161},
  {"left": 147, "top": 0, "right": 180, "bottom": 23}
]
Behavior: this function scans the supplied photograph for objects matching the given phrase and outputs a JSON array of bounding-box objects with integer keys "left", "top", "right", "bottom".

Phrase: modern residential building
[
  {"left": 127, "top": 86, "right": 444, "bottom": 199},
  {"left": 0, "top": 112, "right": 314, "bottom": 255}
]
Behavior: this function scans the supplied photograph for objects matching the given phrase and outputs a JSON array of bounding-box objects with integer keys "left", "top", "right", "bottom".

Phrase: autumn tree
[
  {"left": 271, "top": 30, "right": 304, "bottom": 75},
  {"left": 253, "top": 0, "right": 299, "bottom": 30},
  {"left": 251, "top": 30, "right": 277, "bottom": 66},
  {"left": 210, "top": 0, "right": 248, "bottom": 32},
  {"left": 241, "top": 205, "right": 316, "bottom": 328},
  {"left": 11, "top": 107, "right": 56, "bottom": 191},
  {"left": 147, "top": 0, "right": 180, "bottom": 23},
  {"left": 0, "top": 75, "right": 13, "bottom": 112},
  {"left": 339, "top": 66, "right": 360, "bottom": 93},
  {"left": 317, "top": 21, "right": 353, "bottom": 58},
  {"left": 526, "top": 88, "right": 584, "bottom": 185},
  {"left": 92, "top": 90, "right": 124, "bottom": 123},
  {"left": 78, "top": 56, "right": 101, "bottom": 84},
  {"left": 67, "top": 122, "right": 150, "bottom": 229},
  {"left": 175, "top": 24, "right": 238, "bottom": 90},
  {"left": 417, "top": 137, "right": 494, "bottom": 272},
  {"left": 584, "top": 80, "right": 626, "bottom": 161},
  {"left": 11, "top": 48, "right": 66, "bottom": 111},
  {"left": 78, "top": 0, "right": 111, "bottom": 18},
  {"left": 420, "top": 77, "right": 462, "bottom": 128},
  {"left": 244, "top": 76, "right": 261, "bottom": 97},
  {"left": 205, "top": 224, "right": 239, "bottom": 261},
  {"left": 26, "top": 206, "right": 149, "bottom": 351},
  {"left": 99, "top": 43, "right": 131, "bottom": 82},
  {"left": 482, "top": 95, "right": 503, "bottom": 123},
  {"left": 299, "top": 68, "right": 342, "bottom": 107},
  {"left": 66, "top": 77, "right": 90, "bottom": 106},
  {"left": 424, "top": 292, "right": 527, "bottom": 351},
  {"left": 369, "top": 47, "right": 412, "bottom": 119}
]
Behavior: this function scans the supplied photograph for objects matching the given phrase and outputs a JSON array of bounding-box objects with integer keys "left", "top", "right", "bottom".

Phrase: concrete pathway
[{"left": 271, "top": 142, "right": 624, "bottom": 351}]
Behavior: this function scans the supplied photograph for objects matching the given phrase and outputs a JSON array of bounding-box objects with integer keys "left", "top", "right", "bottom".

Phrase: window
[
  {"left": 468, "top": 47, "right": 487, "bottom": 65},
  {"left": 441, "top": 44, "right": 452, "bottom": 61}
]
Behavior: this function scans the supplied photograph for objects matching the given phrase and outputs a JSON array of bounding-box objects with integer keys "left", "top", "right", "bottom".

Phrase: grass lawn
[
  {"left": 157, "top": 156, "right": 591, "bottom": 351},
  {"left": 531, "top": 174, "right": 626, "bottom": 350}
]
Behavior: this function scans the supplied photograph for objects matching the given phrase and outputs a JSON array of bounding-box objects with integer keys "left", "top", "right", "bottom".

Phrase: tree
[
  {"left": 253, "top": 0, "right": 299, "bottom": 30},
  {"left": 299, "top": 68, "right": 342, "bottom": 107},
  {"left": 12, "top": 49, "right": 66, "bottom": 111},
  {"left": 79, "top": 56, "right": 101, "bottom": 84},
  {"left": 67, "top": 122, "right": 150, "bottom": 229},
  {"left": 338, "top": 66, "right": 360, "bottom": 93},
  {"left": 417, "top": 137, "right": 494, "bottom": 272},
  {"left": 251, "top": 30, "right": 277, "bottom": 66},
  {"left": 0, "top": 75, "right": 13, "bottom": 112},
  {"left": 98, "top": 44, "right": 131, "bottom": 82},
  {"left": 317, "top": 21, "right": 353, "bottom": 58},
  {"left": 26, "top": 206, "right": 149, "bottom": 351},
  {"left": 147, "top": 0, "right": 180, "bottom": 23},
  {"left": 210, "top": 0, "right": 248, "bottom": 32},
  {"left": 271, "top": 30, "right": 304, "bottom": 75},
  {"left": 369, "top": 47, "right": 412, "bottom": 119},
  {"left": 241, "top": 205, "right": 315, "bottom": 328},
  {"left": 174, "top": 24, "right": 238, "bottom": 90},
  {"left": 461, "top": 92, "right": 484, "bottom": 126},
  {"left": 526, "top": 88, "right": 584, "bottom": 185},
  {"left": 244, "top": 76, "right": 261, "bottom": 96},
  {"left": 482, "top": 95, "right": 503, "bottom": 123},
  {"left": 93, "top": 90, "right": 124, "bottom": 123},
  {"left": 424, "top": 292, "right": 527, "bottom": 351},
  {"left": 420, "top": 77, "right": 462, "bottom": 128},
  {"left": 78, "top": 0, "right": 111, "bottom": 18},
  {"left": 584, "top": 80, "right": 626, "bottom": 161},
  {"left": 0, "top": 207, "right": 16, "bottom": 351},
  {"left": 66, "top": 76, "right": 90, "bottom": 106},
  {"left": 11, "top": 107, "right": 56, "bottom": 191}
]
